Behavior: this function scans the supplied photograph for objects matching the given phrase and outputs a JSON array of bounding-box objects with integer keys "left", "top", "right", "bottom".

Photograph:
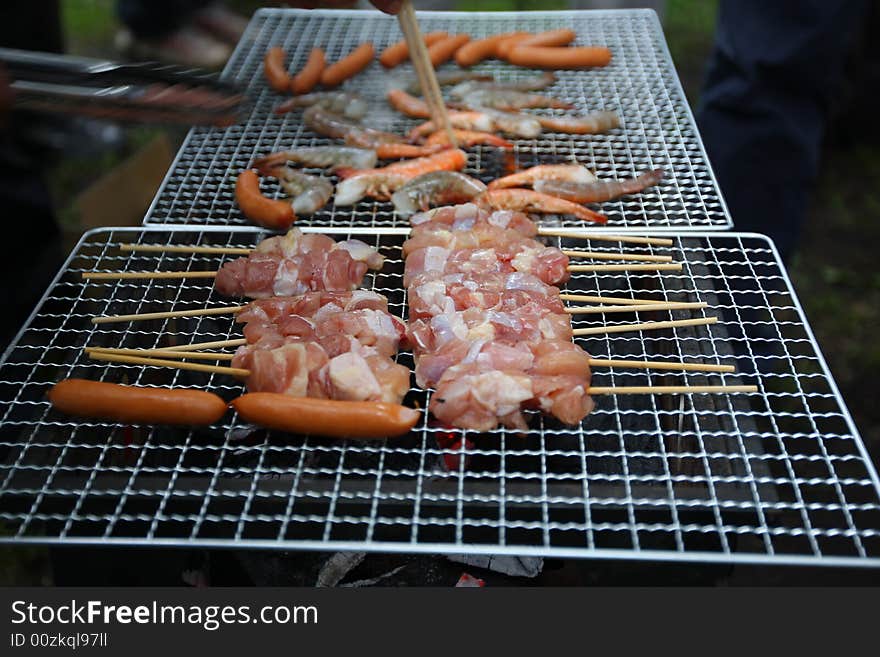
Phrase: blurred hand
[
  {"left": 370, "top": 0, "right": 403, "bottom": 13},
  {"left": 287, "top": 1, "right": 402, "bottom": 13}
]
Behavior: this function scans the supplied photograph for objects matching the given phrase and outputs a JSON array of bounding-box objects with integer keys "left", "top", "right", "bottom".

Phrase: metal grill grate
[
  {"left": 143, "top": 9, "right": 732, "bottom": 231},
  {"left": 1, "top": 226, "right": 878, "bottom": 565}
]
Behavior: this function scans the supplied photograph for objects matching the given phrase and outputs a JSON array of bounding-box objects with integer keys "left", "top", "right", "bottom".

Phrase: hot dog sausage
[
  {"left": 427, "top": 34, "right": 471, "bottom": 68},
  {"left": 291, "top": 48, "right": 326, "bottom": 95},
  {"left": 231, "top": 393, "right": 420, "bottom": 439},
  {"left": 454, "top": 31, "right": 525, "bottom": 67},
  {"left": 494, "top": 33, "right": 533, "bottom": 59},
  {"left": 513, "top": 28, "right": 576, "bottom": 50},
  {"left": 235, "top": 170, "right": 296, "bottom": 230},
  {"left": 48, "top": 379, "right": 227, "bottom": 426},
  {"left": 264, "top": 47, "right": 292, "bottom": 93},
  {"left": 380, "top": 31, "right": 447, "bottom": 68},
  {"left": 507, "top": 46, "right": 612, "bottom": 69},
  {"left": 321, "top": 43, "right": 375, "bottom": 87}
]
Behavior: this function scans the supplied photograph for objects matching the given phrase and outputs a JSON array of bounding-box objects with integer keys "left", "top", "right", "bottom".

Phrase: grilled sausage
[
  {"left": 231, "top": 393, "right": 420, "bottom": 439},
  {"left": 454, "top": 31, "right": 525, "bottom": 67},
  {"left": 291, "top": 48, "right": 326, "bottom": 95},
  {"left": 264, "top": 47, "right": 292, "bottom": 93},
  {"left": 235, "top": 170, "right": 296, "bottom": 230},
  {"left": 320, "top": 43, "right": 375, "bottom": 87},
  {"left": 507, "top": 46, "right": 613, "bottom": 69},
  {"left": 427, "top": 34, "right": 471, "bottom": 68},
  {"left": 380, "top": 31, "right": 447, "bottom": 68},
  {"left": 48, "top": 379, "right": 227, "bottom": 426}
]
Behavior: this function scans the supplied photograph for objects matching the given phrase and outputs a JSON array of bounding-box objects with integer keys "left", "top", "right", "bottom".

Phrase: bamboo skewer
[
  {"left": 572, "top": 316, "right": 717, "bottom": 336},
  {"left": 161, "top": 338, "right": 247, "bottom": 351},
  {"left": 398, "top": 1, "right": 457, "bottom": 147},
  {"left": 92, "top": 306, "right": 245, "bottom": 324},
  {"left": 589, "top": 385, "right": 757, "bottom": 395},
  {"left": 119, "top": 244, "right": 251, "bottom": 255},
  {"left": 537, "top": 229, "right": 674, "bottom": 247},
  {"left": 87, "top": 352, "right": 249, "bottom": 376},
  {"left": 586, "top": 359, "right": 734, "bottom": 373},
  {"left": 562, "top": 250, "right": 673, "bottom": 262},
  {"left": 565, "top": 302, "right": 708, "bottom": 314},
  {"left": 86, "top": 347, "right": 236, "bottom": 361},
  {"left": 559, "top": 293, "right": 701, "bottom": 306},
  {"left": 82, "top": 271, "right": 217, "bottom": 280},
  {"left": 568, "top": 263, "right": 682, "bottom": 273}
]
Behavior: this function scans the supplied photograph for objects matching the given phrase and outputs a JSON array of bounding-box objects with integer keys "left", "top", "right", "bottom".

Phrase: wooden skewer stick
[
  {"left": 85, "top": 347, "right": 236, "bottom": 361},
  {"left": 120, "top": 244, "right": 252, "bottom": 255},
  {"left": 572, "top": 316, "right": 718, "bottom": 336},
  {"left": 159, "top": 338, "right": 247, "bottom": 351},
  {"left": 565, "top": 302, "right": 708, "bottom": 314},
  {"left": 537, "top": 229, "right": 674, "bottom": 247},
  {"left": 586, "top": 359, "right": 734, "bottom": 373},
  {"left": 398, "top": 1, "right": 457, "bottom": 147},
  {"left": 92, "top": 306, "right": 245, "bottom": 324},
  {"left": 567, "top": 263, "right": 682, "bottom": 273},
  {"left": 559, "top": 293, "right": 702, "bottom": 306},
  {"left": 82, "top": 271, "right": 217, "bottom": 280},
  {"left": 562, "top": 250, "right": 672, "bottom": 262},
  {"left": 88, "top": 352, "right": 249, "bottom": 377},
  {"left": 588, "top": 385, "right": 757, "bottom": 395}
]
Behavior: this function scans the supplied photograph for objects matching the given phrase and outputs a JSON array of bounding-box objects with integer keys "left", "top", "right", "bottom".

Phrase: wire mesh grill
[
  {"left": 143, "top": 8, "right": 732, "bottom": 231},
  {"left": 1, "top": 226, "right": 877, "bottom": 565}
]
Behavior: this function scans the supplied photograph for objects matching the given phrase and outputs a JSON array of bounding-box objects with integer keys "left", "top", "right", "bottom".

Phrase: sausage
[
  {"left": 379, "top": 31, "right": 447, "bottom": 68},
  {"left": 264, "top": 46, "right": 292, "bottom": 93},
  {"left": 320, "top": 43, "right": 375, "bottom": 87},
  {"left": 454, "top": 31, "right": 525, "bottom": 67},
  {"left": 427, "top": 34, "right": 471, "bottom": 68},
  {"left": 48, "top": 379, "right": 227, "bottom": 426},
  {"left": 291, "top": 48, "right": 325, "bottom": 95},
  {"left": 506, "top": 46, "right": 613, "bottom": 69},
  {"left": 231, "top": 393, "right": 420, "bottom": 439},
  {"left": 512, "top": 28, "right": 576, "bottom": 51},
  {"left": 235, "top": 170, "right": 296, "bottom": 230},
  {"left": 494, "top": 33, "right": 534, "bottom": 59}
]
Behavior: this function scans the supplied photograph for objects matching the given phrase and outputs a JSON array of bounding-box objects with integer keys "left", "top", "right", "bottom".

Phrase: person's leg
[{"left": 696, "top": 0, "right": 868, "bottom": 261}]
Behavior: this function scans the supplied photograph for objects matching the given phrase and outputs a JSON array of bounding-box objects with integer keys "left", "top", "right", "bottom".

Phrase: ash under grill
[
  {"left": 143, "top": 9, "right": 731, "bottom": 231},
  {"left": 1, "top": 227, "right": 877, "bottom": 565}
]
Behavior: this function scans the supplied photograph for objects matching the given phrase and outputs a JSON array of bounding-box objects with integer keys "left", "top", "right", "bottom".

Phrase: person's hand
[{"left": 370, "top": 0, "right": 402, "bottom": 14}]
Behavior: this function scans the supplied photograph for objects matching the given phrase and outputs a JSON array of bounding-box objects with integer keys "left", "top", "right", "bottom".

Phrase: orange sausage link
[
  {"left": 380, "top": 31, "right": 447, "bottom": 68},
  {"left": 427, "top": 34, "right": 471, "bottom": 68},
  {"left": 514, "top": 28, "right": 577, "bottom": 50},
  {"left": 48, "top": 379, "right": 227, "bottom": 426},
  {"left": 320, "top": 42, "right": 375, "bottom": 87},
  {"left": 507, "top": 46, "right": 613, "bottom": 69},
  {"left": 494, "top": 32, "right": 534, "bottom": 59},
  {"left": 290, "top": 48, "right": 325, "bottom": 95},
  {"left": 264, "top": 46, "right": 292, "bottom": 93},
  {"left": 231, "top": 393, "right": 421, "bottom": 439},
  {"left": 235, "top": 170, "right": 296, "bottom": 230},
  {"left": 455, "top": 31, "right": 524, "bottom": 67}
]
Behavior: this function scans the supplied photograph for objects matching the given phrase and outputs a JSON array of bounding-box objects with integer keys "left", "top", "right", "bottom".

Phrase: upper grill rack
[
  {"left": 143, "top": 9, "right": 732, "bottom": 232},
  {"left": 1, "top": 226, "right": 877, "bottom": 565}
]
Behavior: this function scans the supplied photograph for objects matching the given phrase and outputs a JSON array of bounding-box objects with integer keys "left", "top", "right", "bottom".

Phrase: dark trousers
[{"left": 696, "top": 1, "right": 869, "bottom": 261}]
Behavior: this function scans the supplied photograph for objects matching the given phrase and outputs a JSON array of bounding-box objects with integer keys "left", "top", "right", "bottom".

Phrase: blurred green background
[{"left": 3, "top": 0, "right": 878, "bottom": 583}]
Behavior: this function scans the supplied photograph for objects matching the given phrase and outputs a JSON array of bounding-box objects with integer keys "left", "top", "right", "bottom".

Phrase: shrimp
[
  {"left": 270, "top": 166, "right": 333, "bottom": 216},
  {"left": 374, "top": 143, "right": 444, "bottom": 159},
  {"left": 450, "top": 84, "right": 571, "bottom": 110},
  {"left": 534, "top": 169, "right": 664, "bottom": 203},
  {"left": 405, "top": 71, "right": 494, "bottom": 95},
  {"left": 275, "top": 91, "right": 368, "bottom": 119},
  {"left": 335, "top": 149, "right": 468, "bottom": 205},
  {"left": 252, "top": 146, "right": 378, "bottom": 174},
  {"left": 387, "top": 89, "right": 432, "bottom": 119},
  {"left": 391, "top": 171, "right": 487, "bottom": 217},
  {"left": 488, "top": 164, "right": 596, "bottom": 190},
  {"left": 424, "top": 129, "right": 513, "bottom": 150},
  {"left": 303, "top": 106, "right": 405, "bottom": 148},
  {"left": 408, "top": 109, "right": 540, "bottom": 140},
  {"left": 474, "top": 189, "right": 607, "bottom": 224},
  {"left": 535, "top": 111, "right": 620, "bottom": 135},
  {"left": 488, "top": 72, "right": 556, "bottom": 92}
]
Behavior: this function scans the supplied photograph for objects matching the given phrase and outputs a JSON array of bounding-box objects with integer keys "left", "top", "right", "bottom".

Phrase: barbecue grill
[
  {"left": 1, "top": 227, "right": 878, "bottom": 566},
  {"left": 144, "top": 9, "right": 732, "bottom": 231}
]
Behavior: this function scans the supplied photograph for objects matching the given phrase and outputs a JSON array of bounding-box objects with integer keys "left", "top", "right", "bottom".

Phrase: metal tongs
[{"left": 0, "top": 47, "right": 245, "bottom": 127}]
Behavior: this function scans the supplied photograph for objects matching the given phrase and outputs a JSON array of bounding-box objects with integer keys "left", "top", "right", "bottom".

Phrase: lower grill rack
[{"left": 0, "top": 227, "right": 877, "bottom": 565}]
